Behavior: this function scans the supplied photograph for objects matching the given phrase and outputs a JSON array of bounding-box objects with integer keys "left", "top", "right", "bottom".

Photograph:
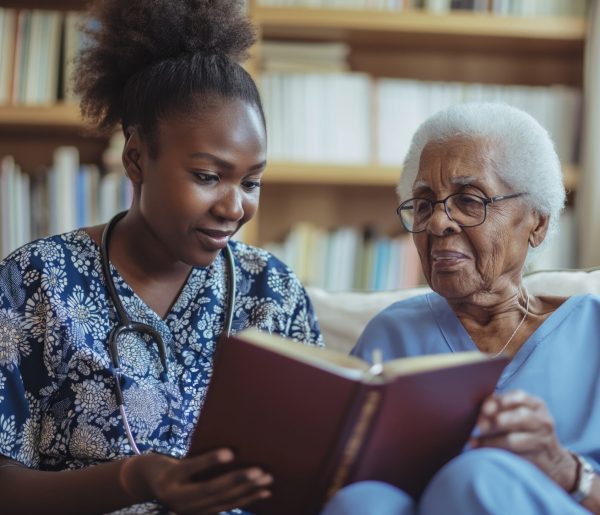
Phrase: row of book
[
  {"left": 0, "top": 146, "right": 577, "bottom": 284},
  {"left": 0, "top": 148, "right": 131, "bottom": 260},
  {"left": 260, "top": 71, "right": 581, "bottom": 166},
  {"left": 263, "top": 223, "right": 423, "bottom": 291},
  {"left": 0, "top": 9, "right": 84, "bottom": 105},
  {"left": 428, "top": 0, "right": 588, "bottom": 15},
  {"left": 257, "top": 0, "right": 588, "bottom": 16},
  {"left": 261, "top": 207, "right": 577, "bottom": 292}
]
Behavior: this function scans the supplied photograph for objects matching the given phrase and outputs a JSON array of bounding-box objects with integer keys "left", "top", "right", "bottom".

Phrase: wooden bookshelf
[
  {"left": 265, "top": 161, "right": 580, "bottom": 190},
  {"left": 0, "top": 2, "right": 587, "bottom": 265},
  {"left": 0, "top": 103, "right": 85, "bottom": 129},
  {"left": 253, "top": 7, "right": 584, "bottom": 86},
  {"left": 248, "top": 5, "right": 586, "bottom": 250},
  {"left": 0, "top": 1, "right": 86, "bottom": 10},
  {"left": 265, "top": 162, "right": 401, "bottom": 186},
  {"left": 0, "top": 104, "right": 106, "bottom": 177},
  {"left": 255, "top": 7, "right": 586, "bottom": 47}
]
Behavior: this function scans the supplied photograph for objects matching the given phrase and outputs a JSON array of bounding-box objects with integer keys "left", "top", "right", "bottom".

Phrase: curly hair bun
[{"left": 74, "top": 0, "right": 257, "bottom": 133}]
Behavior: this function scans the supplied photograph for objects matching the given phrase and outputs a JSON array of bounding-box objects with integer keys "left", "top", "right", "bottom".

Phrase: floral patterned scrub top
[{"left": 0, "top": 230, "right": 322, "bottom": 514}]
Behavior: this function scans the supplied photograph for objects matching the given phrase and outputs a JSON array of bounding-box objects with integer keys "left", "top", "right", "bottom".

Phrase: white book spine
[{"left": 52, "top": 146, "right": 79, "bottom": 234}]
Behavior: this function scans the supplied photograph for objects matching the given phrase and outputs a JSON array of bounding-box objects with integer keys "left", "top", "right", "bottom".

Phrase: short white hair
[{"left": 398, "top": 102, "right": 566, "bottom": 253}]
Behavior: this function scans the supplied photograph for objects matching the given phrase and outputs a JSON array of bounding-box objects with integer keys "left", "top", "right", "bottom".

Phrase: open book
[{"left": 188, "top": 328, "right": 509, "bottom": 515}]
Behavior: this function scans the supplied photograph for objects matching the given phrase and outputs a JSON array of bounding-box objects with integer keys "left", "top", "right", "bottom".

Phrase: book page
[
  {"left": 381, "top": 351, "right": 492, "bottom": 379},
  {"left": 239, "top": 328, "right": 369, "bottom": 379}
]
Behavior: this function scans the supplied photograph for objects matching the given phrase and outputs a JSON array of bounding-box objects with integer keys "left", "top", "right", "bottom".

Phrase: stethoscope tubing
[{"left": 100, "top": 211, "right": 236, "bottom": 455}]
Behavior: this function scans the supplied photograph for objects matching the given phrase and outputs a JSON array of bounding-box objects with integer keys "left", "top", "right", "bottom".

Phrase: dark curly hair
[{"left": 73, "top": 0, "right": 264, "bottom": 153}]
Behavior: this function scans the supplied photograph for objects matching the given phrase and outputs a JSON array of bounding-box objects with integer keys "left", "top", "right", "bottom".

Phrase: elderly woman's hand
[{"left": 470, "top": 389, "right": 578, "bottom": 492}]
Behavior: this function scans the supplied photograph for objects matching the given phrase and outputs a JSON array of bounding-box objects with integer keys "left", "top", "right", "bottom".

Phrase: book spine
[{"left": 323, "top": 387, "right": 382, "bottom": 500}]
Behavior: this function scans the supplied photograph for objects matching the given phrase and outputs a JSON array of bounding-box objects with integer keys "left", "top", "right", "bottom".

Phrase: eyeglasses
[{"left": 396, "top": 192, "right": 525, "bottom": 233}]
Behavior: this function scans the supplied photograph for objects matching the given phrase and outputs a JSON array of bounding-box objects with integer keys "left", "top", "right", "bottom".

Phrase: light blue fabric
[
  {"left": 420, "top": 448, "right": 590, "bottom": 515},
  {"left": 322, "top": 481, "right": 416, "bottom": 515},
  {"left": 332, "top": 292, "right": 600, "bottom": 514}
]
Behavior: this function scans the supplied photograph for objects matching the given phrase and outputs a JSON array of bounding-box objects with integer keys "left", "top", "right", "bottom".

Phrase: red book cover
[{"left": 188, "top": 329, "right": 508, "bottom": 515}]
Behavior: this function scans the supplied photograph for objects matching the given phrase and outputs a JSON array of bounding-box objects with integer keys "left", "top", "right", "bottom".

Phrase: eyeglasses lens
[{"left": 399, "top": 194, "right": 486, "bottom": 232}]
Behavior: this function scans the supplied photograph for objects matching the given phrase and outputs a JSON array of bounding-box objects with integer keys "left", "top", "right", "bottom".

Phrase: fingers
[
  {"left": 480, "top": 390, "right": 542, "bottom": 417},
  {"left": 174, "top": 467, "right": 273, "bottom": 514},
  {"left": 476, "top": 390, "right": 550, "bottom": 434},
  {"left": 471, "top": 390, "right": 575, "bottom": 490},
  {"left": 170, "top": 464, "right": 271, "bottom": 505},
  {"left": 472, "top": 430, "right": 553, "bottom": 453},
  {"left": 169, "top": 448, "right": 235, "bottom": 481},
  {"left": 146, "top": 450, "right": 273, "bottom": 515},
  {"left": 478, "top": 404, "right": 554, "bottom": 435},
  {"left": 472, "top": 390, "right": 558, "bottom": 455}
]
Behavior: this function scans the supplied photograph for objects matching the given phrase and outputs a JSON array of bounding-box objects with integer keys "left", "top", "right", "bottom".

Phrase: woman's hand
[
  {"left": 470, "top": 389, "right": 577, "bottom": 492},
  {"left": 120, "top": 448, "right": 273, "bottom": 515}
]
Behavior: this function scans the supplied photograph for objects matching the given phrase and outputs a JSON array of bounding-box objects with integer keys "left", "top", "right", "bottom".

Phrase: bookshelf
[
  {"left": 0, "top": 103, "right": 82, "bottom": 128},
  {"left": 255, "top": 7, "right": 586, "bottom": 43},
  {"left": 246, "top": 4, "right": 585, "bottom": 256},
  {"left": 0, "top": 1, "right": 588, "bottom": 287}
]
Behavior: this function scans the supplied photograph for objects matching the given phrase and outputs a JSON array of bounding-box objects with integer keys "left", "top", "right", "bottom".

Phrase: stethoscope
[{"left": 100, "top": 211, "right": 236, "bottom": 454}]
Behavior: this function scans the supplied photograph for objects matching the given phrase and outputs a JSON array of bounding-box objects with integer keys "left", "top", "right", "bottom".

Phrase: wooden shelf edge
[
  {"left": 0, "top": 1, "right": 88, "bottom": 9},
  {"left": 254, "top": 7, "right": 586, "bottom": 42},
  {"left": 265, "top": 162, "right": 402, "bottom": 186},
  {"left": 0, "top": 104, "right": 87, "bottom": 129},
  {"left": 266, "top": 161, "right": 579, "bottom": 189}
]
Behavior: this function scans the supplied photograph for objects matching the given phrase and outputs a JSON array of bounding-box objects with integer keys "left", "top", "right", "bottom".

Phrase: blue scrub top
[{"left": 352, "top": 292, "right": 600, "bottom": 472}]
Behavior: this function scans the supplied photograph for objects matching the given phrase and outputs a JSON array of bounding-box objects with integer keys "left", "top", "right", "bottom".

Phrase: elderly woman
[{"left": 322, "top": 103, "right": 600, "bottom": 515}]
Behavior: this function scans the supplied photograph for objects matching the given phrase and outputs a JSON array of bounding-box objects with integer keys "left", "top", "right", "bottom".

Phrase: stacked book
[
  {"left": 264, "top": 222, "right": 423, "bottom": 291},
  {"left": 256, "top": 0, "right": 588, "bottom": 15},
  {"left": 0, "top": 8, "right": 86, "bottom": 105},
  {"left": 0, "top": 147, "right": 131, "bottom": 260},
  {"left": 260, "top": 65, "right": 582, "bottom": 167}
]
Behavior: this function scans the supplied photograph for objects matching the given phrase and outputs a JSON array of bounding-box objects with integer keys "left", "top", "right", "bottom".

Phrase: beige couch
[{"left": 307, "top": 268, "right": 600, "bottom": 354}]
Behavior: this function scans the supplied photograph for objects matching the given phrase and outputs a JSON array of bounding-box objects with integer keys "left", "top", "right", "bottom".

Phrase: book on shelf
[
  {"left": 261, "top": 71, "right": 371, "bottom": 164},
  {"left": 0, "top": 148, "right": 134, "bottom": 260},
  {"left": 62, "top": 11, "right": 84, "bottom": 103},
  {"left": 375, "top": 78, "right": 581, "bottom": 167},
  {"left": 11, "top": 9, "right": 62, "bottom": 105},
  {"left": 48, "top": 146, "right": 79, "bottom": 235},
  {"left": 260, "top": 68, "right": 580, "bottom": 167},
  {"left": 0, "top": 156, "right": 31, "bottom": 259},
  {"left": 264, "top": 222, "right": 421, "bottom": 291},
  {"left": 260, "top": 41, "right": 349, "bottom": 73},
  {"left": 0, "top": 7, "right": 89, "bottom": 105},
  {"left": 255, "top": 0, "right": 587, "bottom": 15},
  {"left": 0, "top": 8, "right": 17, "bottom": 104},
  {"left": 188, "top": 328, "right": 509, "bottom": 515}
]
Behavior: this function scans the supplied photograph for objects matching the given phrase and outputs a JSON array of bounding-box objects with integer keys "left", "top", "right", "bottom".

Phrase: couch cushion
[
  {"left": 307, "top": 268, "right": 600, "bottom": 354},
  {"left": 523, "top": 269, "right": 600, "bottom": 296}
]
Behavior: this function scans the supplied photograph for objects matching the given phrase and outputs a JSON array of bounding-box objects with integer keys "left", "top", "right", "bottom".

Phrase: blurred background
[{"left": 0, "top": 0, "right": 597, "bottom": 291}]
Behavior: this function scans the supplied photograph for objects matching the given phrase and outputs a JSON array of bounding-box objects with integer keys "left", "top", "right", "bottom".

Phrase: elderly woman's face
[{"left": 411, "top": 136, "right": 541, "bottom": 300}]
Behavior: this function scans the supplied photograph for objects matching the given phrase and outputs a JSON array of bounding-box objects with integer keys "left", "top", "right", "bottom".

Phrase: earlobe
[
  {"left": 122, "top": 128, "right": 143, "bottom": 184},
  {"left": 529, "top": 212, "right": 550, "bottom": 248}
]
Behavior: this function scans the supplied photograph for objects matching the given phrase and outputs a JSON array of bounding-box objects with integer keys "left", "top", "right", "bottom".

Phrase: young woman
[{"left": 0, "top": 1, "right": 321, "bottom": 513}]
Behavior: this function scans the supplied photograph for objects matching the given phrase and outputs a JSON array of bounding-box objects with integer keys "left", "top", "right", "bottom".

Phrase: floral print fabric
[{"left": 0, "top": 230, "right": 322, "bottom": 512}]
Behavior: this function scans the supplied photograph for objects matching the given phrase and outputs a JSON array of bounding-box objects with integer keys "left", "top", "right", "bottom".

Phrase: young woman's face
[{"left": 133, "top": 98, "right": 266, "bottom": 267}]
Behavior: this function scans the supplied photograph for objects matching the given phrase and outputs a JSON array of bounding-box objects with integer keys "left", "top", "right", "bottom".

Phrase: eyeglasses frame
[{"left": 396, "top": 192, "right": 526, "bottom": 234}]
